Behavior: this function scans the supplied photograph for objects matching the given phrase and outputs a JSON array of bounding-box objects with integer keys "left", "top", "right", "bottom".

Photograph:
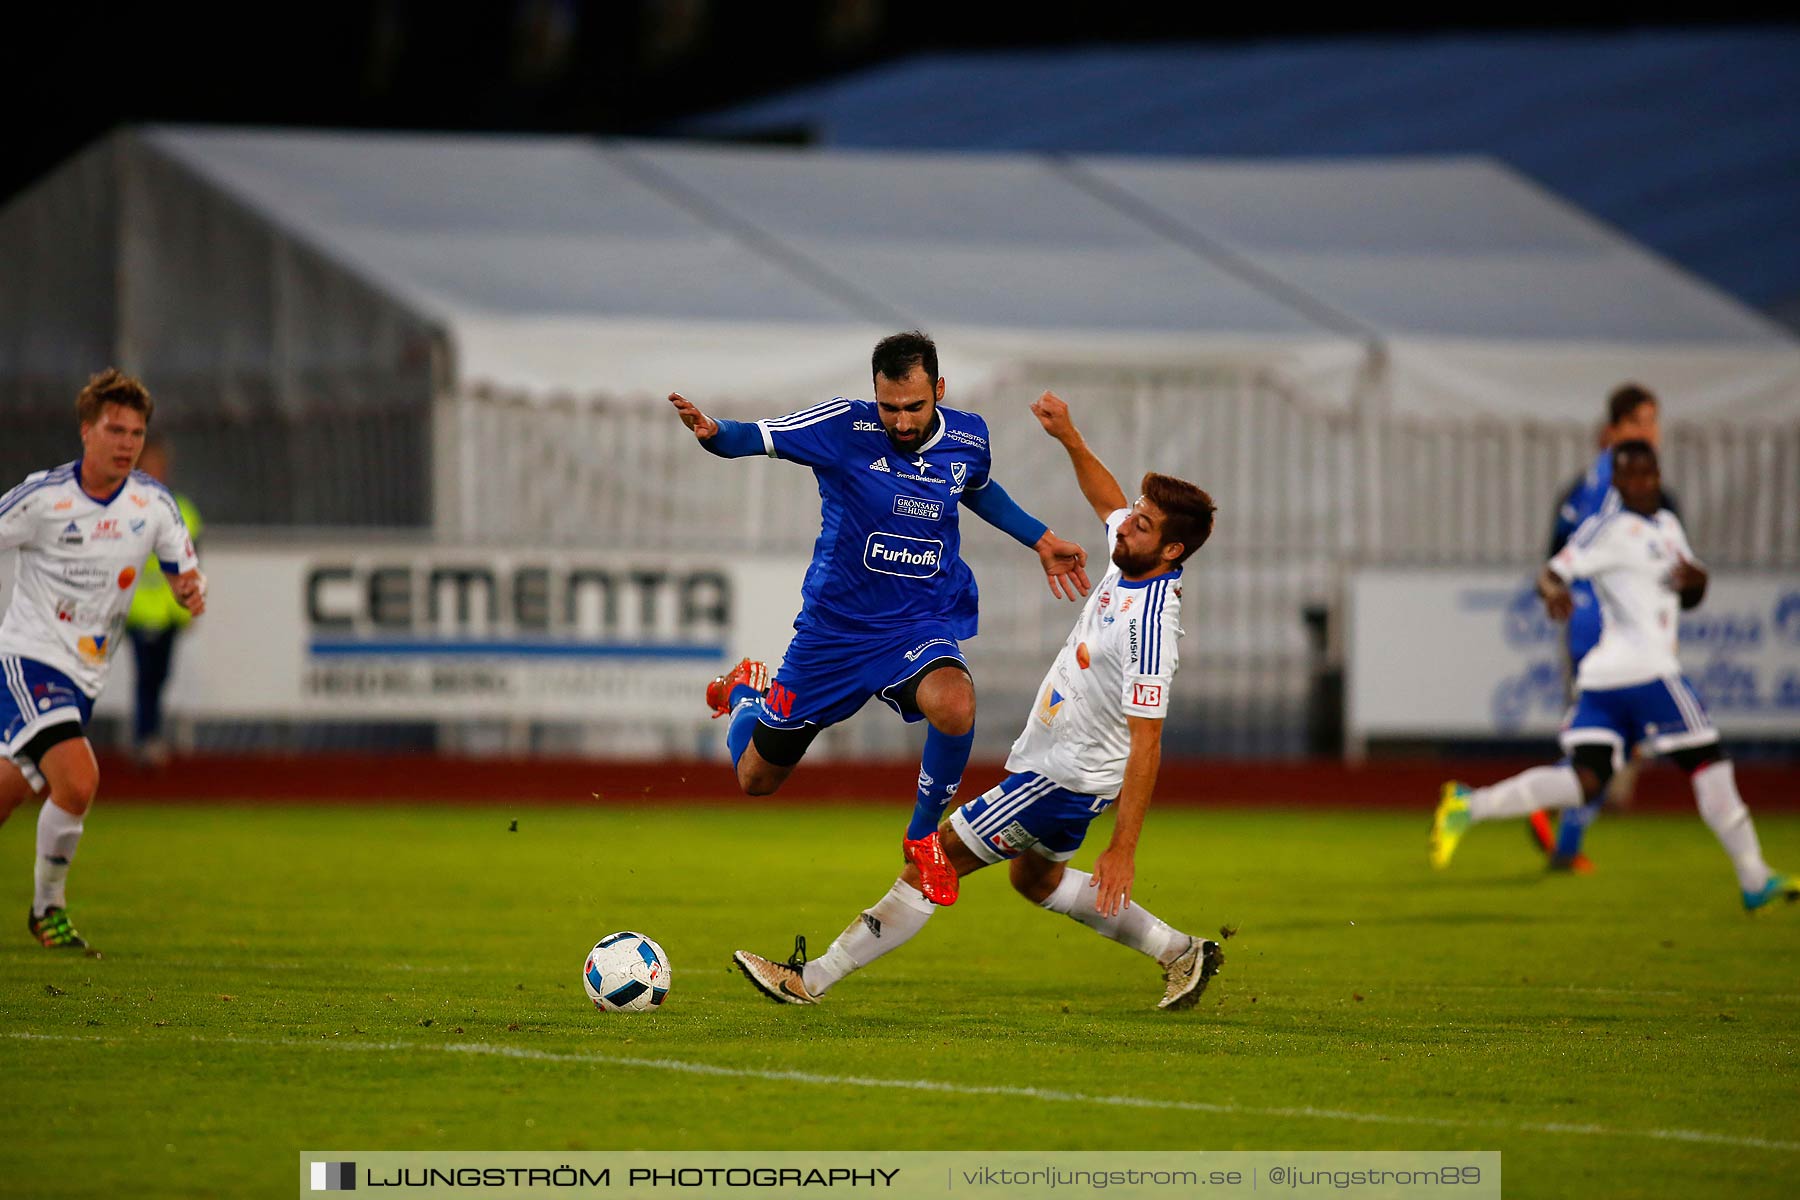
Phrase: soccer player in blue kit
[
  {"left": 730, "top": 391, "right": 1224, "bottom": 1009},
  {"left": 669, "top": 332, "right": 1091, "bottom": 906}
]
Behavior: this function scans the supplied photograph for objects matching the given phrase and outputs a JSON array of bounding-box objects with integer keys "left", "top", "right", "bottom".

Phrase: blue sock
[
  {"left": 908, "top": 726, "right": 974, "bottom": 840},
  {"left": 725, "top": 700, "right": 761, "bottom": 769},
  {"left": 1555, "top": 803, "right": 1599, "bottom": 858}
]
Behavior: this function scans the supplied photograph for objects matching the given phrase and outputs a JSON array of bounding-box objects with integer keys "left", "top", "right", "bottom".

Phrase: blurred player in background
[
  {"left": 1432, "top": 441, "right": 1795, "bottom": 912},
  {"left": 733, "top": 391, "right": 1225, "bottom": 1009},
  {"left": 124, "top": 434, "right": 203, "bottom": 769},
  {"left": 1529, "top": 384, "right": 1675, "bottom": 870},
  {"left": 0, "top": 370, "right": 205, "bottom": 949},
  {"left": 670, "top": 332, "right": 1090, "bottom": 908}
]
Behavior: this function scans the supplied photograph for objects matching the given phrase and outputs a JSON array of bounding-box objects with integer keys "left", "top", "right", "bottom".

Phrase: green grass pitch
[{"left": 1, "top": 801, "right": 1796, "bottom": 1198}]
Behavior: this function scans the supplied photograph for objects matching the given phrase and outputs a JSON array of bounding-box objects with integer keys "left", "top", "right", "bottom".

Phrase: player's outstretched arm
[
  {"left": 963, "top": 478, "right": 1090, "bottom": 600},
  {"left": 1089, "top": 716, "right": 1163, "bottom": 917},
  {"left": 667, "top": 392, "right": 767, "bottom": 459},
  {"left": 1030, "top": 391, "right": 1129, "bottom": 523},
  {"left": 1035, "top": 530, "right": 1091, "bottom": 601}
]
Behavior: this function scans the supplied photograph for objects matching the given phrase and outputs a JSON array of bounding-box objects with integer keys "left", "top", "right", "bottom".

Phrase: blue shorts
[
  {"left": 947, "top": 771, "right": 1112, "bottom": 865},
  {"left": 758, "top": 618, "right": 968, "bottom": 732},
  {"left": 1, "top": 656, "right": 95, "bottom": 792},
  {"left": 1560, "top": 675, "right": 1717, "bottom": 767}
]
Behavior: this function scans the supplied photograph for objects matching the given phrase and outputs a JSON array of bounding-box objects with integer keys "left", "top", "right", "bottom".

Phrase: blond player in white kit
[
  {"left": 0, "top": 369, "right": 205, "bottom": 949},
  {"left": 733, "top": 391, "right": 1226, "bottom": 1009},
  {"left": 1431, "top": 439, "right": 1796, "bottom": 913}
]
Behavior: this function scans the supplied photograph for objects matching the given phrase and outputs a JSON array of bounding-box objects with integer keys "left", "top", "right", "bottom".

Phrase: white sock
[
  {"left": 1692, "top": 760, "right": 1770, "bottom": 893},
  {"left": 34, "top": 800, "right": 85, "bottom": 916},
  {"left": 1039, "top": 867, "right": 1183, "bottom": 964},
  {"left": 1467, "top": 765, "right": 1584, "bottom": 823},
  {"left": 803, "top": 879, "right": 936, "bottom": 996}
]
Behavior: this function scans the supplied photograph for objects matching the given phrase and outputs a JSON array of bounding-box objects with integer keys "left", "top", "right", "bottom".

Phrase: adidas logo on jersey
[{"left": 868, "top": 458, "right": 892, "bottom": 473}]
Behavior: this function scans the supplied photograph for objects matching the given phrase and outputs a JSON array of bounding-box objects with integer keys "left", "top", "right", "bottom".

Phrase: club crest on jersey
[
  {"left": 130, "top": 519, "right": 146, "bottom": 534},
  {"left": 868, "top": 457, "right": 893, "bottom": 473},
  {"left": 951, "top": 462, "right": 967, "bottom": 487}
]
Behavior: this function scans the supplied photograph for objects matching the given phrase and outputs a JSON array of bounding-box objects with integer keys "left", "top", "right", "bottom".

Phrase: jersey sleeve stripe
[
  {"left": 1570, "top": 491, "right": 1622, "bottom": 549},
  {"left": 1141, "top": 584, "right": 1158, "bottom": 674},
  {"left": 767, "top": 397, "right": 848, "bottom": 422},
  {"left": 129, "top": 471, "right": 176, "bottom": 500},
  {"left": 1156, "top": 580, "right": 1172, "bottom": 672},
  {"left": 754, "top": 420, "right": 776, "bottom": 458},
  {"left": 0, "top": 467, "right": 74, "bottom": 519},
  {"left": 761, "top": 401, "right": 851, "bottom": 431},
  {"left": 1141, "top": 581, "right": 1167, "bottom": 674}
]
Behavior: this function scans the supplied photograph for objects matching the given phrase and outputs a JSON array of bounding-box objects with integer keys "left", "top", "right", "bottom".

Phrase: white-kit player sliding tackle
[
  {"left": 734, "top": 391, "right": 1227, "bottom": 1009},
  {"left": 0, "top": 369, "right": 206, "bottom": 949}
]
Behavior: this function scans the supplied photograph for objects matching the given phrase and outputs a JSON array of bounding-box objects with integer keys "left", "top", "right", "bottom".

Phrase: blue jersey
[
  {"left": 1550, "top": 450, "right": 1618, "bottom": 558},
  {"left": 734, "top": 399, "right": 996, "bottom": 638},
  {"left": 1550, "top": 450, "right": 1619, "bottom": 665}
]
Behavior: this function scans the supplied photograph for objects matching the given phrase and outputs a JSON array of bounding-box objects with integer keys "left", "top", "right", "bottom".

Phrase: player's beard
[
  {"left": 886, "top": 410, "right": 939, "bottom": 454},
  {"left": 1111, "top": 540, "right": 1163, "bottom": 576}
]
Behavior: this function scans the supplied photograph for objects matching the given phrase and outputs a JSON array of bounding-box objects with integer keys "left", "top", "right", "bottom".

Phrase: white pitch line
[{"left": 8, "top": 1031, "right": 1797, "bottom": 1154}]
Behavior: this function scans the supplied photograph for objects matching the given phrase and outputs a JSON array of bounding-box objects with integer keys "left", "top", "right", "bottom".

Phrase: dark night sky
[{"left": 2, "top": 4, "right": 1779, "bottom": 207}]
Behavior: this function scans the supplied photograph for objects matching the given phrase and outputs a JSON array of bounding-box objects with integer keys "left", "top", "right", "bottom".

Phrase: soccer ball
[{"left": 582, "top": 931, "right": 671, "bottom": 1012}]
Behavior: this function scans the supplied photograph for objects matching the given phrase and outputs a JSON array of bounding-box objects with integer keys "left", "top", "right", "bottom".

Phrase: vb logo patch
[
  {"left": 310, "top": 1161, "right": 356, "bottom": 1190},
  {"left": 1131, "top": 682, "right": 1163, "bottom": 708}
]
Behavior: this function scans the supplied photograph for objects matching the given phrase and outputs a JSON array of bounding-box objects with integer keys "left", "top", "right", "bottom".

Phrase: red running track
[{"left": 88, "top": 753, "right": 1798, "bottom": 811}]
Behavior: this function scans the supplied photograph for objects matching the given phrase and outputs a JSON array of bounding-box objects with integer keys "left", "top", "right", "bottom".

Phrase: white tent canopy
[
  {"left": 127, "top": 126, "right": 1800, "bottom": 422},
  {"left": 5, "top": 126, "right": 1796, "bottom": 755}
]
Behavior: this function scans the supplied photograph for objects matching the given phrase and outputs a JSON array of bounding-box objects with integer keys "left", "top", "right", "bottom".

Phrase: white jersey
[
  {"left": 1005, "top": 508, "right": 1183, "bottom": 798},
  {"left": 0, "top": 461, "right": 199, "bottom": 697},
  {"left": 1548, "top": 505, "right": 1695, "bottom": 692}
]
